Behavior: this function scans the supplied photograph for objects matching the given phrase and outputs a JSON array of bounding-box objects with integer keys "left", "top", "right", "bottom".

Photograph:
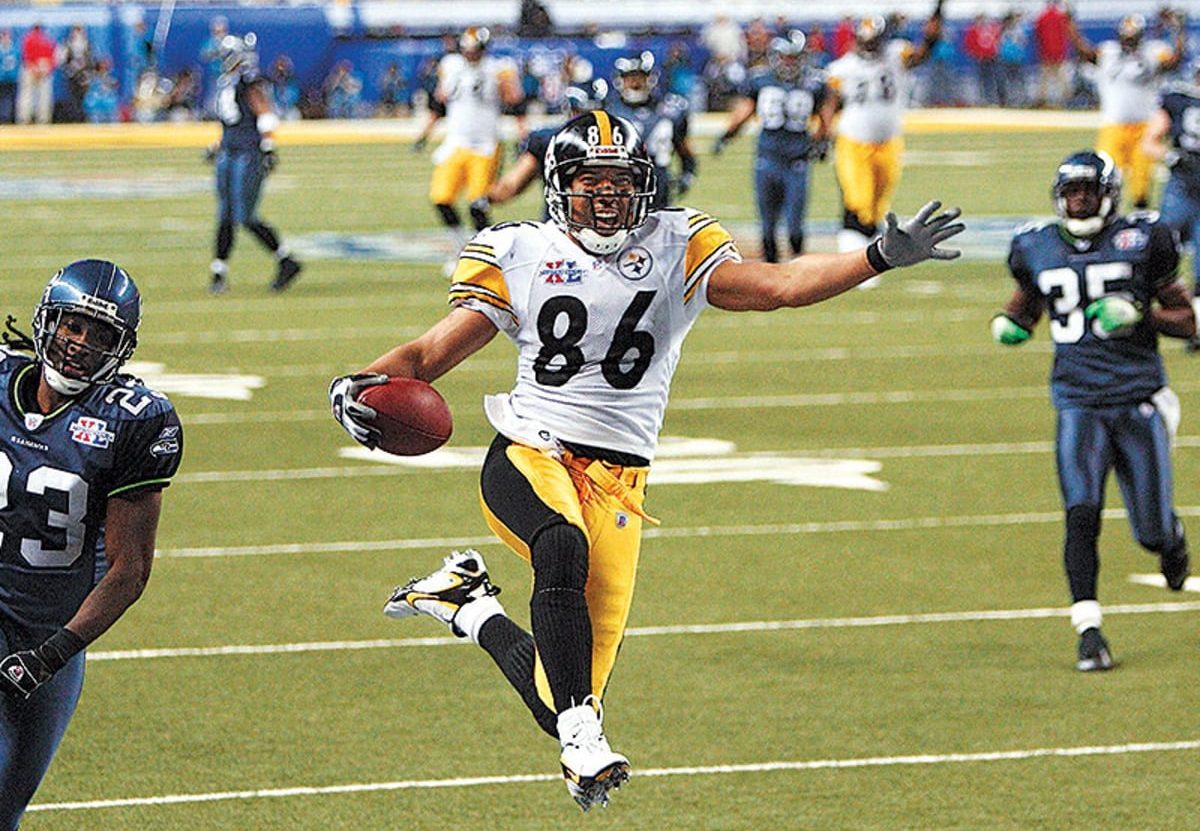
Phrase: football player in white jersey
[
  {"left": 1069, "top": 11, "right": 1186, "bottom": 209},
  {"left": 427, "top": 27, "right": 522, "bottom": 273},
  {"left": 329, "top": 111, "right": 964, "bottom": 811},
  {"left": 826, "top": 8, "right": 944, "bottom": 255}
]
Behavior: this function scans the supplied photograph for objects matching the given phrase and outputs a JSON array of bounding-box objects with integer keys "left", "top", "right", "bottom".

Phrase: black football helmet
[
  {"left": 459, "top": 26, "right": 490, "bottom": 59},
  {"left": 613, "top": 51, "right": 658, "bottom": 106},
  {"left": 1117, "top": 15, "right": 1145, "bottom": 51},
  {"left": 855, "top": 16, "right": 887, "bottom": 54},
  {"left": 1051, "top": 150, "right": 1121, "bottom": 238},
  {"left": 544, "top": 111, "right": 658, "bottom": 255},
  {"left": 33, "top": 259, "right": 140, "bottom": 395}
]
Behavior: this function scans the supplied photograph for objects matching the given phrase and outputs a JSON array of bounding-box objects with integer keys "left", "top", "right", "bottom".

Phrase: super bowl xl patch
[
  {"left": 69, "top": 417, "right": 114, "bottom": 449},
  {"left": 1113, "top": 228, "right": 1148, "bottom": 251}
]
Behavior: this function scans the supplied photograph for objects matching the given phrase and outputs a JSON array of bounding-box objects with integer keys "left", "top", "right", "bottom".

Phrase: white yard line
[
  {"left": 29, "top": 739, "right": 1200, "bottom": 813},
  {"left": 154, "top": 504, "right": 1200, "bottom": 558},
  {"left": 87, "top": 601, "right": 1200, "bottom": 662}
]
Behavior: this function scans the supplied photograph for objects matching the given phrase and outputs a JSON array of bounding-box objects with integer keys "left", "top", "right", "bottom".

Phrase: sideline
[{"left": 0, "top": 108, "right": 1101, "bottom": 150}]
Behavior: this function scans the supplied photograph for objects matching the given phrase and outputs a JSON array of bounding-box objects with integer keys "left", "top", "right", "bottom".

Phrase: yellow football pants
[
  {"left": 480, "top": 439, "right": 651, "bottom": 711},
  {"left": 429, "top": 146, "right": 501, "bottom": 206},
  {"left": 834, "top": 134, "right": 904, "bottom": 228},
  {"left": 1097, "top": 122, "right": 1152, "bottom": 207}
]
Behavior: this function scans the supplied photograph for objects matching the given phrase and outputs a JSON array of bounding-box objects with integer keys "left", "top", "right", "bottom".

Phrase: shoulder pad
[
  {"left": 1126, "top": 209, "right": 1161, "bottom": 226},
  {"left": 1013, "top": 218, "right": 1054, "bottom": 237}
]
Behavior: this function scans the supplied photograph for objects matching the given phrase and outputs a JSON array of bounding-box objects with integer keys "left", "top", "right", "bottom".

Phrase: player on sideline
[
  {"left": 207, "top": 33, "right": 302, "bottom": 294},
  {"left": 826, "top": 7, "right": 944, "bottom": 257},
  {"left": 1142, "top": 57, "right": 1200, "bottom": 349},
  {"left": 991, "top": 150, "right": 1193, "bottom": 671},
  {"left": 426, "top": 26, "right": 522, "bottom": 275},
  {"left": 330, "top": 111, "right": 963, "bottom": 810},
  {"left": 0, "top": 260, "right": 183, "bottom": 828},
  {"left": 713, "top": 29, "right": 837, "bottom": 262},
  {"left": 1068, "top": 11, "right": 1186, "bottom": 209}
]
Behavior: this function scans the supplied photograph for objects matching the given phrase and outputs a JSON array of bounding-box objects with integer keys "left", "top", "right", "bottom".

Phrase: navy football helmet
[
  {"left": 220, "top": 32, "right": 259, "bottom": 78},
  {"left": 613, "top": 51, "right": 658, "bottom": 106},
  {"left": 1051, "top": 150, "right": 1121, "bottom": 238},
  {"left": 770, "top": 30, "right": 807, "bottom": 81},
  {"left": 33, "top": 259, "right": 140, "bottom": 395},
  {"left": 544, "top": 111, "right": 657, "bottom": 255},
  {"left": 563, "top": 78, "right": 609, "bottom": 115}
]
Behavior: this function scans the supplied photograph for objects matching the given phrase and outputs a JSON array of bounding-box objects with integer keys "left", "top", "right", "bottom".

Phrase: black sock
[
  {"left": 530, "top": 523, "right": 592, "bottom": 713},
  {"left": 477, "top": 615, "right": 558, "bottom": 737},
  {"left": 246, "top": 220, "right": 281, "bottom": 252},
  {"left": 216, "top": 221, "right": 234, "bottom": 260},
  {"left": 1064, "top": 504, "right": 1101, "bottom": 602}
]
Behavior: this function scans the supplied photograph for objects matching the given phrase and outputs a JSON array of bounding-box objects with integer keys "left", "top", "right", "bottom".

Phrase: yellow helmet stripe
[{"left": 594, "top": 110, "right": 613, "bottom": 145}]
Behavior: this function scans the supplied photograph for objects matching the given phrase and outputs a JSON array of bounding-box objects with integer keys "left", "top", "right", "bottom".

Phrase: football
[{"left": 356, "top": 377, "right": 453, "bottom": 456}]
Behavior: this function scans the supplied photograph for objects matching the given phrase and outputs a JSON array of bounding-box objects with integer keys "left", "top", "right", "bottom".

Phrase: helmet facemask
[
  {"left": 1052, "top": 152, "right": 1121, "bottom": 238},
  {"left": 544, "top": 114, "right": 657, "bottom": 256},
  {"left": 614, "top": 52, "right": 657, "bottom": 106},
  {"left": 32, "top": 261, "right": 140, "bottom": 396}
]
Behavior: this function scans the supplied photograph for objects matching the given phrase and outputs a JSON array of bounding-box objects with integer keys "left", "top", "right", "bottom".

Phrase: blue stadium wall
[{"left": 0, "top": 3, "right": 1195, "bottom": 112}]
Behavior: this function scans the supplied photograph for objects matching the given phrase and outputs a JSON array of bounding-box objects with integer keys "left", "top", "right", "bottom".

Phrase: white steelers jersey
[
  {"left": 448, "top": 210, "right": 741, "bottom": 460},
  {"left": 826, "top": 41, "right": 913, "bottom": 144},
  {"left": 1095, "top": 40, "right": 1174, "bottom": 124},
  {"left": 436, "top": 53, "right": 516, "bottom": 155}
]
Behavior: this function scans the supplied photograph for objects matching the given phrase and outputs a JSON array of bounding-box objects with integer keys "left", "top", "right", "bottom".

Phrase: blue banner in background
[{"left": 0, "top": 3, "right": 1194, "bottom": 120}]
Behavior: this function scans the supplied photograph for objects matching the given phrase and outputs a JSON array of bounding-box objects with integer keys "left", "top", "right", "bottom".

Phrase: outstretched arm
[
  {"left": 707, "top": 201, "right": 964, "bottom": 311},
  {"left": 1066, "top": 13, "right": 1098, "bottom": 64}
]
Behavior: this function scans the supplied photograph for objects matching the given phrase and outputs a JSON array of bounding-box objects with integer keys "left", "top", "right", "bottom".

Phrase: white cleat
[
  {"left": 383, "top": 549, "right": 499, "bottom": 636},
  {"left": 557, "top": 697, "right": 630, "bottom": 811}
]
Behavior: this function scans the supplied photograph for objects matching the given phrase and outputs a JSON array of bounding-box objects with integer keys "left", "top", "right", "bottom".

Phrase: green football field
[{"left": 2, "top": 119, "right": 1199, "bottom": 830}]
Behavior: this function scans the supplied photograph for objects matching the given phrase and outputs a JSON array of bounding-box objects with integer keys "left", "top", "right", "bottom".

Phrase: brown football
[{"left": 356, "top": 377, "right": 453, "bottom": 456}]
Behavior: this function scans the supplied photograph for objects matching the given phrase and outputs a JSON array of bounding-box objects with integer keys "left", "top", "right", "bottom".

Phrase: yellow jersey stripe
[
  {"left": 683, "top": 240, "right": 735, "bottom": 304},
  {"left": 687, "top": 211, "right": 713, "bottom": 228},
  {"left": 685, "top": 219, "right": 736, "bottom": 280},
  {"left": 447, "top": 259, "right": 511, "bottom": 307}
]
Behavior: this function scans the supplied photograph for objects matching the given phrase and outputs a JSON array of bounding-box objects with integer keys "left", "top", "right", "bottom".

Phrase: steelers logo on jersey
[{"left": 618, "top": 247, "right": 654, "bottom": 281}]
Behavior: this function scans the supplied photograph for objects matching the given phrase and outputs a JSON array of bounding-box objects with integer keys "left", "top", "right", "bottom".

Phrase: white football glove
[
  {"left": 329, "top": 373, "right": 388, "bottom": 448},
  {"left": 876, "top": 200, "right": 965, "bottom": 268}
]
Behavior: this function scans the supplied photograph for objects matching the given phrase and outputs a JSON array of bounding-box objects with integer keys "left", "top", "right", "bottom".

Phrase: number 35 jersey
[
  {"left": 448, "top": 211, "right": 741, "bottom": 461},
  {"left": 1007, "top": 214, "right": 1180, "bottom": 410},
  {"left": 0, "top": 352, "right": 183, "bottom": 638}
]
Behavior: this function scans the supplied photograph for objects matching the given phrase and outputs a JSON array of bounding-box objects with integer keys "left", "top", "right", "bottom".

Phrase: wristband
[
  {"left": 38, "top": 627, "right": 86, "bottom": 673},
  {"left": 865, "top": 239, "right": 892, "bottom": 273}
]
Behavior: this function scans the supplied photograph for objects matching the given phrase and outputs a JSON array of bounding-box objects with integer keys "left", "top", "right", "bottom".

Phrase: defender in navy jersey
[
  {"left": 208, "top": 33, "right": 301, "bottom": 294},
  {"left": 331, "top": 110, "right": 962, "bottom": 811},
  {"left": 606, "top": 51, "right": 697, "bottom": 208},
  {"left": 992, "top": 151, "right": 1194, "bottom": 672},
  {"left": 714, "top": 30, "right": 837, "bottom": 262},
  {"left": 0, "top": 260, "right": 182, "bottom": 829},
  {"left": 1143, "top": 58, "right": 1200, "bottom": 348}
]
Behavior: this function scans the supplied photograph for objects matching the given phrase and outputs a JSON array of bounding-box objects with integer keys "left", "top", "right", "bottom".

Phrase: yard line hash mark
[{"left": 30, "top": 740, "right": 1200, "bottom": 813}]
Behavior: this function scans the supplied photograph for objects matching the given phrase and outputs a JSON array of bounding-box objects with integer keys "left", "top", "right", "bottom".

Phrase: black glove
[
  {"left": 806, "top": 139, "right": 829, "bottom": 162},
  {"left": 712, "top": 135, "right": 728, "bottom": 156},
  {"left": 260, "top": 139, "right": 278, "bottom": 174},
  {"left": 413, "top": 135, "right": 428, "bottom": 153},
  {"left": 202, "top": 143, "right": 218, "bottom": 164},
  {"left": 0, "top": 628, "right": 85, "bottom": 700}
]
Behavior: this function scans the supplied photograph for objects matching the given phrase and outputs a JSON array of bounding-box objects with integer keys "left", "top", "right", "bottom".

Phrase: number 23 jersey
[
  {"left": 0, "top": 352, "right": 183, "bottom": 638},
  {"left": 449, "top": 210, "right": 740, "bottom": 460}
]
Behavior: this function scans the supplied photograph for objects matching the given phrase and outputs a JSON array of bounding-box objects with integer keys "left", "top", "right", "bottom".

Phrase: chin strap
[{"left": 42, "top": 364, "right": 91, "bottom": 396}]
